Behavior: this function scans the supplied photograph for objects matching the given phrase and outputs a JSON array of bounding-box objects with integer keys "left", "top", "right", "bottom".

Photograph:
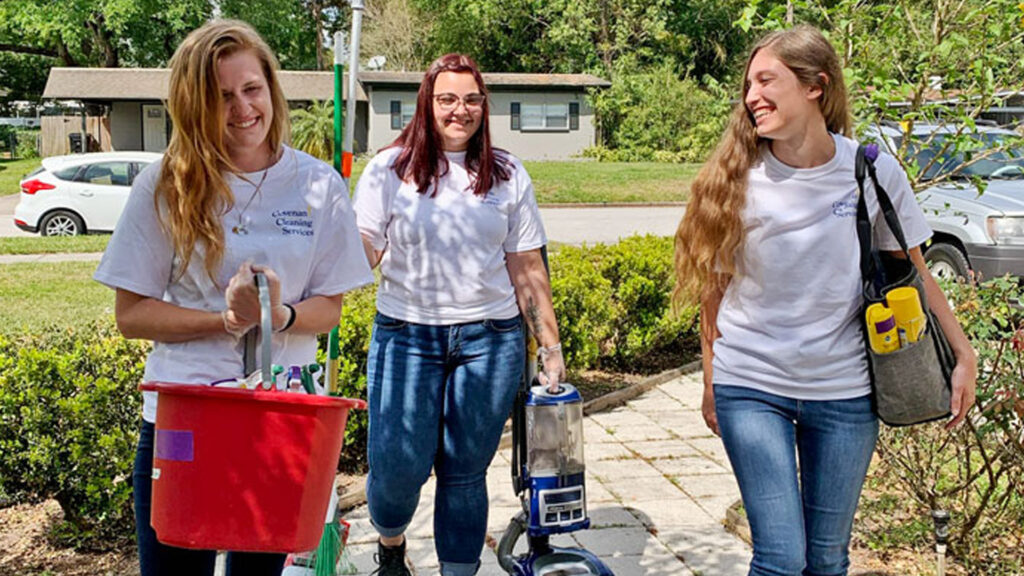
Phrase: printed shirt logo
[
  {"left": 832, "top": 191, "right": 857, "bottom": 218},
  {"left": 272, "top": 206, "right": 314, "bottom": 236}
]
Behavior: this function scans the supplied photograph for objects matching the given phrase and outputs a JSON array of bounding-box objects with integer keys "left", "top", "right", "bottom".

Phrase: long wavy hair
[
  {"left": 155, "top": 19, "right": 290, "bottom": 282},
  {"left": 673, "top": 25, "right": 851, "bottom": 307},
  {"left": 390, "top": 53, "right": 510, "bottom": 196}
]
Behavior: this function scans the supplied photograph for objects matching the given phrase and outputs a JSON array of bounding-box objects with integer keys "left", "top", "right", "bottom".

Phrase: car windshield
[{"left": 907, "top": 132, "right": 1024, "bottom": 181}]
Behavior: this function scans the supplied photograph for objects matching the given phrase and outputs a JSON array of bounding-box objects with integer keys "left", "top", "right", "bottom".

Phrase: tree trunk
[
  {"left": 312, "top": 0, "right": 325, "bottom": 70},
  {"left": 86, "top": 13, "right": 119, "bottom": 67},
  {"left": 55, "top": 39, "right": 78, "bottom": 67}
]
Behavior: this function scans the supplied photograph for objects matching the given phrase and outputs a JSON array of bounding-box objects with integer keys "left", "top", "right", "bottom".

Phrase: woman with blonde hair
[
  {"left": 94, "top": 19, "right": 372, "bottom": 575},
  {"left": 674, "top": 25, "right": 976, "bottom": 575}
]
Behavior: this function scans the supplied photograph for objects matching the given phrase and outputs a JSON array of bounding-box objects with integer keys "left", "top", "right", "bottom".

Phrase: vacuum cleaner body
[{"left": 497, "top": 382, "right": 614, "bottom": 576}]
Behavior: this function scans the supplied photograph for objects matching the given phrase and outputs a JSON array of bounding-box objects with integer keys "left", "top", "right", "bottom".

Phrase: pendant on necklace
[{"left": 232, "top": 224, "right": 248, "bottom": 235}]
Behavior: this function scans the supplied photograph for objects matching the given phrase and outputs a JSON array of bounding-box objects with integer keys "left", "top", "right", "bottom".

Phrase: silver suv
[{"left": 870, "top": 123, "right": 1024, "bottom": 281}]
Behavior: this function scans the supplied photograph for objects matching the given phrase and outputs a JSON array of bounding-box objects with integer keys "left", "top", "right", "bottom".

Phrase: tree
[
  {"left": 738, "top": 0, "right": 1024, "bottom": 190},
  {"left": 0, "top": 0, "right": 210, "bottom": 68},
  {"left": 219, "top": 0, "right": 352, "bottom": 70},
  {"left": 361, "top": 0, "right": 433, "bottom": 71},
  {"left": 290, "top": 100, "right": 334, "bottom": 161}
]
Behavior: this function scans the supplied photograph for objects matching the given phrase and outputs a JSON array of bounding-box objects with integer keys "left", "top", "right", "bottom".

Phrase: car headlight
[{"left": 986, "top": 216, "right": 1024, "bottom": 245}]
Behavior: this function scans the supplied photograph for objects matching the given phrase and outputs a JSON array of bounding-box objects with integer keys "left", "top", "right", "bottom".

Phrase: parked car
[
  {"left": 869, "top": 123, "right": 1024, "bottom": 282},
  {"left": 13, "top": 151, "right": 161, "bottom": 236}
]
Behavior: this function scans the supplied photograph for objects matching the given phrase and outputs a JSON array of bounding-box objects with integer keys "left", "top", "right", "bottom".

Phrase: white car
[
  {"left": 14, "top": 151, "right": 162, "bottom": 236},
  {"left": 868, "top": 123, "right": 1024, "bottom": 281}
]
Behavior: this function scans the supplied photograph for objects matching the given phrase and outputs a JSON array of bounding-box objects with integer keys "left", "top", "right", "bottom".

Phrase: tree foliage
[{"left": 290, "top": 99, "right": 335, "bottom": 161}]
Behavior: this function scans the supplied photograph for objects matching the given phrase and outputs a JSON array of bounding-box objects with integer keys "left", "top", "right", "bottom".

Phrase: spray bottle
[
  {"left": 866, "top": 303, "right": 900, "bottom": 354},
  {"left": 887, "top": 287, "right": 927, "bottom": 346}
]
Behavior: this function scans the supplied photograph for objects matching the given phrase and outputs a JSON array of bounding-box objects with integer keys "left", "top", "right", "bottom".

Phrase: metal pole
[
  {"left": 333, "top": 30, "right": 345, "bottom": 176},
  {"left": 932, "top": 509, "right": 950, "bottom": 576},
  {"left": 343, "top": 0, "right": 365, "bottom": 181}
]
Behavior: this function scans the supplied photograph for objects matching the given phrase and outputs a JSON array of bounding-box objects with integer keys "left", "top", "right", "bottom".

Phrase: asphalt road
[{"left": 0, "top": 194, "right": 683, "bottom": 244}]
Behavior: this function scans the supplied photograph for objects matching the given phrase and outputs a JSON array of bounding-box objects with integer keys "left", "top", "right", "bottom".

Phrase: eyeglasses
[{"left": 434, "top": 93, "right": 486, "bottom": 111}]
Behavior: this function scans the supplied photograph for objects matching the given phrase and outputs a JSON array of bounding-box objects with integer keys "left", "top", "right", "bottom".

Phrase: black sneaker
[{"left": 372, "top": 539, "right": 412, "bottom": 576}]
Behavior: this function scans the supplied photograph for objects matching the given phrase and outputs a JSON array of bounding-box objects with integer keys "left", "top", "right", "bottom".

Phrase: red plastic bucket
[{"left": 140, "top": 382, "right": 366, "bottom": 553}]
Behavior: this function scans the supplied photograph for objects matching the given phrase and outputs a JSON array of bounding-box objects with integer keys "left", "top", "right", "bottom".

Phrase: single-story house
[
  {"left": 41, "top": 68, "right": 368, "bottom": 157},
  {"left": 41, "top": 68, "right": 610, "bottom": 160}
]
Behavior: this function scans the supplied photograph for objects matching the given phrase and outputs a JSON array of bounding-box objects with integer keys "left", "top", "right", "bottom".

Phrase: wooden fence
[{"left": 41, "top": 115, "right": 112, "bottom": 157}]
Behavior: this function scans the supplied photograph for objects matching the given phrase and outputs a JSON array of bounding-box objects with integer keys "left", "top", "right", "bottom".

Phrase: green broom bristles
[{"left": 313, "top": 520, "right": 340, "bottom": 576}]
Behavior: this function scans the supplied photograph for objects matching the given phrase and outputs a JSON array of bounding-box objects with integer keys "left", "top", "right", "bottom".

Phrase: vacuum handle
[{"left": 254, "top": 272, "right": 273, "bottom": 389}]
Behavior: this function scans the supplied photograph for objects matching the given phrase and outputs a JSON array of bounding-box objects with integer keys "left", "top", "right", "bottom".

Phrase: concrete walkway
[{"left": 340, "top": 371, "right": 752, "bottom": 575}]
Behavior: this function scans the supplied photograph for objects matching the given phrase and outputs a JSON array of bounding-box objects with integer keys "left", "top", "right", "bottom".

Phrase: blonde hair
[
  {"left": 156, "top": 19, "right": 290, "bottom": 283},
  {"left": 673, "top": 25, "right": 851, "bottom": 306}
]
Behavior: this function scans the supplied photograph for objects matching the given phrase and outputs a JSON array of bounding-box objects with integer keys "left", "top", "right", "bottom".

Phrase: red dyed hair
[{"left": 390, "top": 53, "right": 510, "bottom": 197}]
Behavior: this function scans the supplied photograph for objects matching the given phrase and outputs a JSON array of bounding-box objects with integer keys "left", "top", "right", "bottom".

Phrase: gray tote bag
[{"left": 855, "top": 144, "right": 956, "bottom": 427}]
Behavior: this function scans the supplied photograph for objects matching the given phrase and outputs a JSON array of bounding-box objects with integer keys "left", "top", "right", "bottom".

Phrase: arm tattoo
[{"left": 527, "top": 296, "right": 543, "bottom": 339}]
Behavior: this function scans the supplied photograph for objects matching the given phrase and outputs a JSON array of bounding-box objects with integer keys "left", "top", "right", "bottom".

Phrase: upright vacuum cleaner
[{"left": 496, "top": 255, "right": 613, "bottom": 575}]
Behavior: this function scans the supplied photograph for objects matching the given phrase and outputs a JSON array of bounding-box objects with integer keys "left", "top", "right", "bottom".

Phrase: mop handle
[{"left": 255, "top": 272, "right": 273, "bottom": 389}]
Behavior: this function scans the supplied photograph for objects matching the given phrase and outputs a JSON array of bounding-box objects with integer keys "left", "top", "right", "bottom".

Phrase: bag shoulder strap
[{"left": 855, "top": 144, "right": 913, "bottom": 268}]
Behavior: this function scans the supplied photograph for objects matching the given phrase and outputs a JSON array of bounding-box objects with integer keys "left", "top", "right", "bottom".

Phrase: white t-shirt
[
  {"left": 712, "top": 134, "right": 932, "bottom": 400},
  {"left": 94, "top": 146, "right": 374, "bottom": 422},
  {"left": 352, "top": 148, "right": 547, "bottom": 324}
]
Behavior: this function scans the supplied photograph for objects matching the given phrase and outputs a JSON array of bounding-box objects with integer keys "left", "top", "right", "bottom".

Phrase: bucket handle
[{"left": 254, "top": 272, "right": 273, "bottom": 389}]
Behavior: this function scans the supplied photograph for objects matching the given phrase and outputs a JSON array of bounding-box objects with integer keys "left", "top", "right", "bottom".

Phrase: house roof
[
  {"left": 42, "top": 68, "right": 610, "bottom": 102},
  {"left": 359, "top": 71, "right": 611, "bottom": 90},
  {"left": 43, "top": 68, "right": 368, "bottom": 102}
]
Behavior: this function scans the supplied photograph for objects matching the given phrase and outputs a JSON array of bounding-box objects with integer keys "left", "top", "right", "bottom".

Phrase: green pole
[{"left": 333, "top": 31, "right": 345, "bottom": 177}]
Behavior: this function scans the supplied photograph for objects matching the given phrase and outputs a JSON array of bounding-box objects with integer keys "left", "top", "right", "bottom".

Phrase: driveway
[
  {"left": 0, "top": 195, "right": 32, "bottom": 238},
  {"left": 0, "top": 197, "right": 685, "bottom": 243}
]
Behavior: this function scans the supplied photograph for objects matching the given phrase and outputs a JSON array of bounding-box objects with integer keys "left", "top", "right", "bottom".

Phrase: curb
[
  {"left": 338, "top": 361, "right": 702, "bottom": 511},
  {"left": 0, "top": 252, "right": 104, "bottom": 264},
  {"left": 540, "top": 202, "right": 686, "bottom": 209}
]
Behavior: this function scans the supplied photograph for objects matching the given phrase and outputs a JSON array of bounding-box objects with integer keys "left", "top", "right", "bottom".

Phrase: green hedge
[
  {"left": 0, "top": 324, "right": 148, "bottom": 548},
  {"left": 0, "top": 235, "right": 696, "bottom": 548}
]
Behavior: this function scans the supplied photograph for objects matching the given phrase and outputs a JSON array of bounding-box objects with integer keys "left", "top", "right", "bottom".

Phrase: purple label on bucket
[{"left": 155, "top": 429, "right": 194, "bottom": 462}]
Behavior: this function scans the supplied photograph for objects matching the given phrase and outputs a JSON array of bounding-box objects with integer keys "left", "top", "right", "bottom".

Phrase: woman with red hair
[{"left": 352, "top": 54, "right": 564, "bottom": 576}]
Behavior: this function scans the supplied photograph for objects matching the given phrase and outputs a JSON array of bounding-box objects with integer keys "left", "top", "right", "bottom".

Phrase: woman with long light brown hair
[
  {"left": 94, "top": 19, "right": 372, "bottom": 575},
  {"left": 674, "top": 25, "right": 976, "bottom": 575}
]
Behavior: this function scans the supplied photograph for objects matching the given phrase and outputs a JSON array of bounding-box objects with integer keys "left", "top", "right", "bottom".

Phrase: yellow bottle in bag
[
  {"left": 866, "top": 303, "right": 900, "bottom": 354},
  {"left": 886, "top": 287, "right": 927, "bottom": 346}
]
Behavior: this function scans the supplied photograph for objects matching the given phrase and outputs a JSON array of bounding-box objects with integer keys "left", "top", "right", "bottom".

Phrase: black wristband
[{"left": 276, "top": 303, "right": 296, "bottom": 333}]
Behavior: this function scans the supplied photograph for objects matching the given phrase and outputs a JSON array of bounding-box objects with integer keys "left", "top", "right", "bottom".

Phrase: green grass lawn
[
  {"left": 0, "top": 235, "right": 110, "bottom": 254},
  {"left": 0, "top": 261, "right": 113, "bottom": 332},
  {"left": 525, "top": 161, "right": 698, "bottom": 204},
  {"left": 355, "top": 158, "right": 696, "bottom": 203},
  {"left": 0, "top": 157, "right": 41, "bottom": 196}
]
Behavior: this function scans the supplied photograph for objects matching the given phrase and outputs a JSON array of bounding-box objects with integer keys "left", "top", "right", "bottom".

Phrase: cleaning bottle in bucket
[
  {"left": 866, "top": 303, "right": 900, "bottom": 354},
  {"left": 886, "top": 287, "right": 927, "bottom": 346}
]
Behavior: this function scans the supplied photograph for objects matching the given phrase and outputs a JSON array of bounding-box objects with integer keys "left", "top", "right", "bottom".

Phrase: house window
[
  {"left": 390, "top": 100, "right": 415, "bottom": 130},
  {"left": 514, "top": 102, "right": 570, "bottom": 131},
  {"left": 569, "top": 102, "right": 580, "bottom": 130}
]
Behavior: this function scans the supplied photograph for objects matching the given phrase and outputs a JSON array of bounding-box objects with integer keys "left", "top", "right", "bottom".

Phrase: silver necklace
[{"left": 231, "top": 169, "right": 269, "bottom": 235}]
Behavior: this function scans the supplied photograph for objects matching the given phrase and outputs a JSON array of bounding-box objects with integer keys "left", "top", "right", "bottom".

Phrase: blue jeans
[
  {"left": 134, "top": 421, "right": 286, "bottom": 576},
  {"left": 714, "top": 385, "right": 878, "bottom": 576},
  {"left": 366, "top": 313, "right": 525, "bottom": 576}
]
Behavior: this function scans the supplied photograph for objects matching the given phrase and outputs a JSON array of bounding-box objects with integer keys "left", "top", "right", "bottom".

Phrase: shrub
[
  {"left": 863, "top": 276, "right": 1024, "bottom": 574},
  {"left": 588, "top": 65, "right": 730, "bottom": 163},
  {"left": 550, "top": 235, "right": 699, "bottom": 372},
  {"left": 15, "top": 128, "right": 39, "bottom": 159},
  {"left": 0, "top": 323, "right": 147, "bottom": 548}
]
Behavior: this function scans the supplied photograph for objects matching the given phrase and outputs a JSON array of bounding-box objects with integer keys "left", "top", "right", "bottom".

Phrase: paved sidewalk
[
  {"left": 0, "top": 252, "right": 103, "bottom": 264},
  {"left": 341, "top": 372, "right": 752, "bottom": 575}
]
